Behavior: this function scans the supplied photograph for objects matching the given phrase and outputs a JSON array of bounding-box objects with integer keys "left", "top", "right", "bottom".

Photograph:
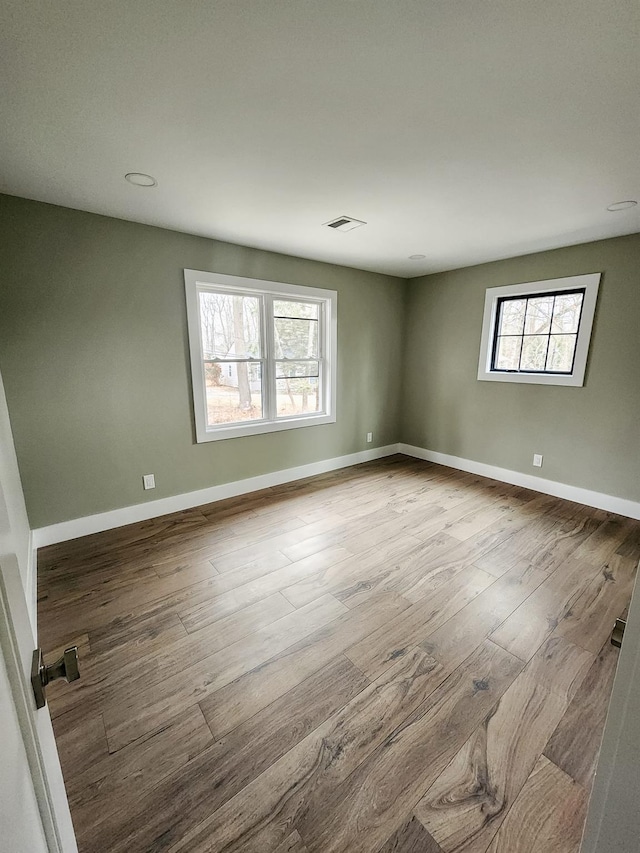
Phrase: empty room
[{"left": 1, "top": 2, "right": 640, "bottom": 852}]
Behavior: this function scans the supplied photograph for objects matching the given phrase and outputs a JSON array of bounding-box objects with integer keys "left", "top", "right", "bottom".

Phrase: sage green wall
[
  {"left": 2, "top": 193, "right": 638, "bottom": 529},
  {"left": 401, "top": 233, "right": 640, "bottom": 502},
  {"left": 0, "top": 195, "right": 406, "bottom": 528}
]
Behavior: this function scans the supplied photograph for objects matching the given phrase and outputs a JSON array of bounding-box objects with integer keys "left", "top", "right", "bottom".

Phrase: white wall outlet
[
  {"left": 532, "top": 454, "right": 543, "bottom": 468},
  {"left": 142, "top": 473, "right": 156, "bottom": 490},
  {"left": 366, "top": 432, "right": 373, "bottom": 443}
]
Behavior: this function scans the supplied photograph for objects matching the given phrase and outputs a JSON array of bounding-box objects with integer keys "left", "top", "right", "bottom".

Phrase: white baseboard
[
  {"left": 31, "top": 441, "right": 640, "bottom": 549},
  {"left": 32, "top": 444, "right": 401, "bottom": 548},
  {"left": 399, "top": 443, "right": 640, "bottom": 520}
]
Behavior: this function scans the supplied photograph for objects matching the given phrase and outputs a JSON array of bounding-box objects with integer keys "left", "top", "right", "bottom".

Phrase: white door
[
  {"left": 0, "top": 370, "right": 77, "bottom": 853},
  {"left": 580, "top": 566, "right": 640, "bottom": 852}
]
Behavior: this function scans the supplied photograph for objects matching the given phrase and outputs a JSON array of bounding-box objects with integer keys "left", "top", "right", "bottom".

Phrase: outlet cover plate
[
  {"left": 143, "top": 474, "right": 156, "bottom": 490},
  {"left": 533, "top": 454, "right": 543, "bottom": 468}
]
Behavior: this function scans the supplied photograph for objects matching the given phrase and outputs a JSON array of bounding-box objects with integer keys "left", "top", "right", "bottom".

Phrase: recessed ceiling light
[
  {"left": 409, "top": 254, "right": 426, "bottom": 260},
  {"left": 323, "top": 216, "right": 366, "bottom": 232},
  {"left": 606, "top": 200, "right": 637, "bottom": 212},
  {"left": 125, "top": 172, "right": 158, "bottom": 188}
]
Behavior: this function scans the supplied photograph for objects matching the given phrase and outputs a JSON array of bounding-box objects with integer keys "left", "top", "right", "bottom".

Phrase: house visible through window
[
  {"left": 478, "top": 273, "right": 600, "bottom": 387},
  {"left": 185, "top": 270, "right": 337, "bottom": 442}
]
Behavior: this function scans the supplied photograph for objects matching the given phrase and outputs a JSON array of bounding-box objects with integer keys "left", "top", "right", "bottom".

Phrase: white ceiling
[{"left": 1, "top": 0, "right": 639, "bottom": 277}]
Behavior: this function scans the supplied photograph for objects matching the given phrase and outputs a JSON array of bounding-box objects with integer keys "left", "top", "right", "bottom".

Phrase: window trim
[
  {"left": 477, "top": 273, "right": 601, "bottom": 386},
  {"left": 185, "top": 269, "right": 337, "bottom": 442}
]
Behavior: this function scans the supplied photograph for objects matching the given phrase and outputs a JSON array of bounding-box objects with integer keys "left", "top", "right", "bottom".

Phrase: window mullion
[
  {"left": 319, "top": 300, "right": 327, "bottom": 413},
  {"left": 263, "top": 294, "right": 276, "bottom": 421}
]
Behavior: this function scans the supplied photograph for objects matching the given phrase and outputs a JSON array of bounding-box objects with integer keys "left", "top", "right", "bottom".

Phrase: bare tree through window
[{"left": 492, "top": 289, "right": 584, "bottom": 374}]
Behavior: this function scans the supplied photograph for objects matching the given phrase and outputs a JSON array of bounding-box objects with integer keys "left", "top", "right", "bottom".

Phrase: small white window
[
  {"left": 185, "top": 270, "right": 337, "bottom": 442},
  {"left": 478, "top": 273, "right": 600, "bottom": 386}
]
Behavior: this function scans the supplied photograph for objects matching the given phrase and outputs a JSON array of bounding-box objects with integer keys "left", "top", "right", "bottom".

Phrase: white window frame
[
  {"left": 477, "top": 273, "right": 601, "bottom": 387},
  {"left": 185, "top": 269, "right": 337, "bottom": 442}
]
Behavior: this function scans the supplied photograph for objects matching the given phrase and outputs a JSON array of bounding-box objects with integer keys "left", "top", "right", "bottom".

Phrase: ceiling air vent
[{"left": 324, "top": 215, "right": 367, "bottom": 232}]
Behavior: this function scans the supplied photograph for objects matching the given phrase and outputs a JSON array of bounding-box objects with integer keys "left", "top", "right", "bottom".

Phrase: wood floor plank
[
  {"left": 211, "top": 549, "right": 348, "bottom": 597},
  {"left": 71, "top": 704, "right": 212, "bottom": 843},
  {"left": 489, "top": 557, "right": 603, "bottom": 661},
  {"left": 216, "top": 511, "right": 379, "bottom": 571},
  {"left": 344, "top": 565, "right": 495, "bottom": 680},
  {"left": 292, "top": 641, "right": 523, "bottom": 853},
  {"left": 543, "top": 640, "right": 620, "bottom": 790},
  {"left": 227, "top": 512, "right": 309, "bottom": 540},
  {"left": 440, "top": 496, "right": 524, "bottom": 543},
  {"left": 103, "top": 593, "right": 348, "bottom": 751},
  {"left": 473, "top": 503, "right": 593, "bottom": 577},
  {"left": 534, "top": 514, "right": 609, "bottom": 575},
  {"left": 171, "top": 566, "right": 299, "bottom": 630},
  {"left": 180, "top": 588, "right": 294, "bottom": 635},
  {"left": 51, "top": 709, "right": 108, "bottom": 781},
  {"left": 414, "top": 669, "right": 567, "bottom": 853},
  {"left": 399, "top": 540, "right": 500, "bottom": 605},
  {"left": 378, "top": 817, "right": 444, "bottom": 852},
  {"left": 88, "top": 608, "right": 187, "bottom": 658},
  {"left": 616, "top": 523, "right": 640, "bottom": 561},
  {"left": 281, "top": 533, "right": 425, "bottom": 609},
  {"left": 49, "top": 591, "right": 296, "bottom": 719},
  {"left": 445, "top": 493, "right": 555, "bottom": 547},
  {"left": 332, "top": 533, "right": 462, "bottom": 610},
  {"left": 39, "top": 557, "right": 222, "bottom": 645},
  {"left": 36, "top": 457, "right": 637, "bottom": 853},
  {"left": 553, "top": 553, "right": 637, "bottom": 653},
  {"left": 37, "top": 507, "right": 211, "bottom": 573},
  {"left": 44, "top": 544, "right": 336, "bottom": 656},
  {"left": 421, "top": 562, "right": 548, "bottom": 674},
  {"left": 200, "top": 591, "right": 410, "bottom": 738},
  {"left": 166, "top": 647, "right": 453, "bottom": 853},
  {"left": 485, "top": 756, "right": 588, "bottom": 853},
  {"left": 38, "top": 562, "right": 161, "bottom": 607},
  {"left": 280, "top": 507, "right": 421, "bottom": 565},
  {"left": 178, "top": 547, "right": 354, "bottom": 631},
  {"left": 189, "top": 549, "right": 294, "bottom": 591},
  {"left": 86, "top": 655, "right": 367, "bottom": 853},
  {"left": 274, "top": 831, "right": 309, "bottom": 853},
  {"left": 570, "top": 514, "right": 637, "bottom": 567},
  {"left": 523, "top": 635, "right": 595, "bottom": 704}
]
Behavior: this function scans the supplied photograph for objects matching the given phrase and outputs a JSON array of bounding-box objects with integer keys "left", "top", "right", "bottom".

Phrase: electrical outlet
[
  {"left": 143, "top": 473, "right": 156, "bottom": 490},
  {"left": 532, "top": 454, "right": 543, "bottom": 468},
  {"left": 366, "top": 432, "right": 373, "bottom": 443}
]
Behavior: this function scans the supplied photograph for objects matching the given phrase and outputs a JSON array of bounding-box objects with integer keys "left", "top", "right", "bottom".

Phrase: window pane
[
  {"left": 199, "top": 292, "right": 261, "bottom": 359},
  {"left": 276, "top": 377, "right": 320, "bottom": 416},
  {"left": 494, "top": 336, "right": 521, "bottom": 370},
  {"left": 520, "top": 335, "right": 549, "bottom": 370},
  {"left": 273, "top": 300, "right": 319, "bottom": 320},
  {"left": 524, "top": 295, "right": 554, "bottom": 335},
  {"left": 498, "top": 299, "right": 526, "bottom": 335},
  {"left": 546, "top": 334, "right": 577, "bottom": 372},
  {"left": 205, "top": 362, "right": 263, "bottom": 426},
  {"left": 552, "top": 292, "right": 583, "bottom": 333},
  {"left": 276, "top": 360, "right": 319, "bottom": 379},
  {"left": 274, "top": 317, "right": 318, "bottom": 359}
]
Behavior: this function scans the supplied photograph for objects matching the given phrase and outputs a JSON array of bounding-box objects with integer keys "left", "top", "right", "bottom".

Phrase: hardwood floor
[{"left": 37, "top": 455, "right": 640, "bottom": 853}]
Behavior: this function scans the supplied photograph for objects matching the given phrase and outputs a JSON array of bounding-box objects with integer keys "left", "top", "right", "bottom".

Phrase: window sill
[
  {"left": 195, "top": 412, "right": 336, "bottom": 443},
  {"left": 478, "top": 370, "right": 585, "bottom": 387}
]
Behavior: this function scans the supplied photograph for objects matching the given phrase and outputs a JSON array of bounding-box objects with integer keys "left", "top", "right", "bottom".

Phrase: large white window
[
  {"left": 477, "top": 273, "right": 600, "bottom": 387},
  {"left": 185, "top": 270, "right": 337, "bottom": 442}
]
